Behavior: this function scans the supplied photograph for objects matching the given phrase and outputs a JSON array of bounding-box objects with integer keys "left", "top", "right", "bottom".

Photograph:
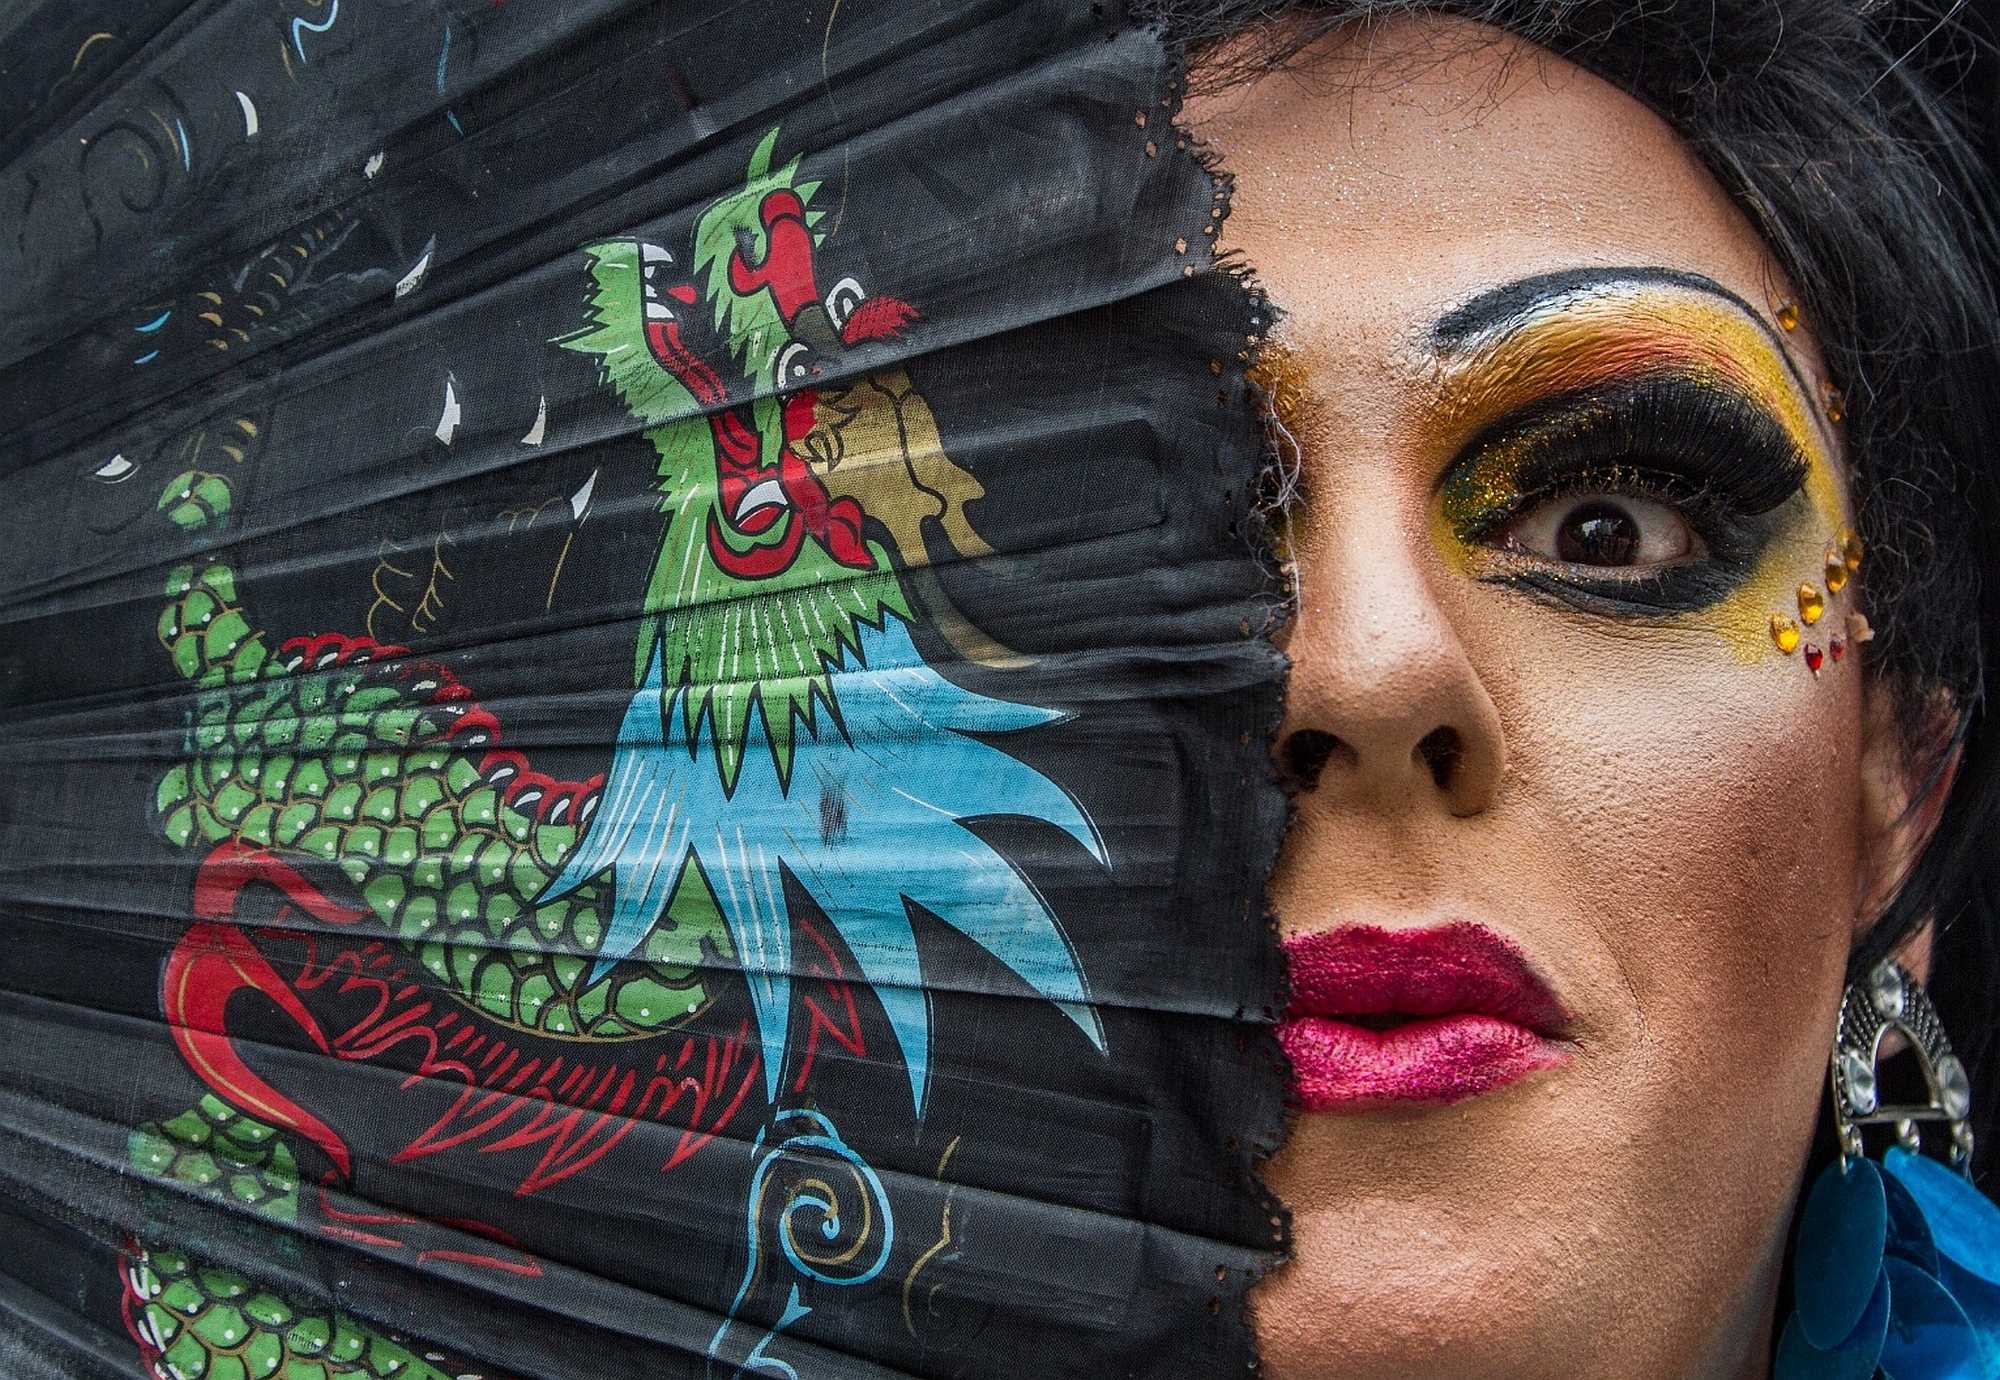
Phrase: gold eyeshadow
[
  {"left": 1248, "top": 340, "right": 1318, "bottom": 558},
  {"left": 1426, "top": 282, "right": 1857, "bottom": 664},
  {"left": 1248, "top": 339, "right": 1315, "bottom": 437},
  {"left": 1430, "top": 285, "right": 1841, "bottom": 531}
]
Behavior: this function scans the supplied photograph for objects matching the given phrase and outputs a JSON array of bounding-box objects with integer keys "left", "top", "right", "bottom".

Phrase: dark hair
[{"left": 1147, "top": 0, "right": 2000, "bottom": 1174}]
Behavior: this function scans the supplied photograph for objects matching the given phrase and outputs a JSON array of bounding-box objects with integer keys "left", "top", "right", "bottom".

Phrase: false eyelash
[
  {"left": 1441, "top": 373, "right": 1812, "bottom": 613},
  {"left": 1445, "top": 373, "right": 1809, "bottom": 541}
]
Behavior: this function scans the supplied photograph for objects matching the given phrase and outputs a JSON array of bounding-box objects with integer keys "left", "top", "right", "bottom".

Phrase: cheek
[{"left": 1474, "top": 600, "right": 1866, "bottom": 1091}]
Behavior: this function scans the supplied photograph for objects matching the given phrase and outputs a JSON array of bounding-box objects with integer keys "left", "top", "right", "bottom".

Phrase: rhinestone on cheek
[{"left": 1798, "top": 583, "right": 1826, "bottom": 625}]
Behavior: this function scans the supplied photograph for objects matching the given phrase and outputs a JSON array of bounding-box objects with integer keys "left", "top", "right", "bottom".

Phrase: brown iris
[{"left": 1554, "top": 500, "right": 1642, "bottom": 566}]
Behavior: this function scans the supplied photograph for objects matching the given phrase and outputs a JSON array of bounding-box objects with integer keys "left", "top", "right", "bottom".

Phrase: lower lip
[{"left": 1277, "top": 1013, "right": 1566, "bottom": 1110}]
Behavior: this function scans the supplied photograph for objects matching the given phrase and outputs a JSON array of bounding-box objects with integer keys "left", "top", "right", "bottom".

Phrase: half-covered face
[{"left": 1185, "top": 19, "right": 1915, "bottom": 1380}]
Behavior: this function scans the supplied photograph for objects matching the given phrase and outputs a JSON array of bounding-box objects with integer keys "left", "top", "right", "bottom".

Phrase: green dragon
[{"left": 121, "top": 129, "right": 1107, "bottom": 1377}]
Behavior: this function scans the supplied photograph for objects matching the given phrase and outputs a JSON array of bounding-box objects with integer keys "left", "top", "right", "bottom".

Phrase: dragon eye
[
  {"left": 775, "top": 340, "right": 815, "bottom": 390},
  {"left": 824, "top": 276, "right": 865, "bottom": 330}
]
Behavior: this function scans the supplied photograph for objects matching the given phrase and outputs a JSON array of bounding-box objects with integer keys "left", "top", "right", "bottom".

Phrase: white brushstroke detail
[
  {"left": 519, "top": 394, "right": 547, "bottom": 445},
  {"left": 393, "top": 238, "right": 434, "bottom": 298},
  {"left": 364, "top": 150, "right": 385, "bottom": 178},
  {"left": 434, "top": 375, "right": 460, "bottom": 445},
  {"left": 93, "top": 453, "right": 136, "bottom": 482},
  {"left": 569, "top": 467, "right": 599, "bottom": 523},
  {"left": 235, "top": 91, "right": 259, "bottom": 136}
]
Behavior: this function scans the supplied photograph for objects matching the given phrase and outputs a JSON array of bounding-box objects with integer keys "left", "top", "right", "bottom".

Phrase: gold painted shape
[{"left": 808, "top": 369, "right": 1026, "bottom": 668}]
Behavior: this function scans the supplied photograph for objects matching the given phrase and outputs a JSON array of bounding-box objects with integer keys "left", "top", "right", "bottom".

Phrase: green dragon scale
[
  {"left": 123, "top": 1098, "right": 480, "bottom": 1380},
  {"left": 123, "top": 1243, "right": 465, "bottom": 1380},
  {"left": 155, "top": 560, "right": 732, "bottom": 1039}
]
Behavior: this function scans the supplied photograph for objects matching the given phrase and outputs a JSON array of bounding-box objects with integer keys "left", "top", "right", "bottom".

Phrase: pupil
[{"left": 1555, "top": 501, "right": 1641, "bottom": 566}]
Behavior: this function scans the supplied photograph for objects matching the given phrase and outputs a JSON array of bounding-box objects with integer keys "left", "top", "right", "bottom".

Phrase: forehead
[{"left": 1182, "top": 19, "right": 1794, "bottom": 359}]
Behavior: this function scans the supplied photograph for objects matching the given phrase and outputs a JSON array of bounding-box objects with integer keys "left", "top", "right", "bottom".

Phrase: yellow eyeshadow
[
  {"left": 1427, "top": 285, "right": 1851, "bottom": 664},
  {"left": 1248, "top": 341, "right": 1321, "bottom": 562},
  {"left": 1247, "top": 340, "right": 1313, "bottom": 433},
  {"left": 1433, "top": 289, "right": 1840, "bottom": 528}
]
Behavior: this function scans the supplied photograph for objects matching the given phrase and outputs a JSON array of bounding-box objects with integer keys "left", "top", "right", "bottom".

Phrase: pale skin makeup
[{"left": 1182, "top": 19, "right": 1936, "bottom": 1380}]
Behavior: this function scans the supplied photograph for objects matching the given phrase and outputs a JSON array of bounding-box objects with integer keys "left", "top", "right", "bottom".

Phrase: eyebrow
[{"left": 1429, "top": 267, "right": 1772, "bottom": 351}]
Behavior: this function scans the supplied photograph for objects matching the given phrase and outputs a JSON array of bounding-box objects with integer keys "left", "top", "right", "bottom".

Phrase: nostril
[
  {"left": 1415, "top": 726, "right": 1462, "bottom": 791},
  {"left": 1278, "top": 728, "right": 1351, "bottom": 792}
]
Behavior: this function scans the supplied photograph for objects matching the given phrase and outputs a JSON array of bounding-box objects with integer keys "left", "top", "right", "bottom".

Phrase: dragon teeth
[
  {"left": 641, "top": 246, "right": 675, "bottom": 319},
  {"left": 734, "top": 478, "right": 785, "bottom": 521}
]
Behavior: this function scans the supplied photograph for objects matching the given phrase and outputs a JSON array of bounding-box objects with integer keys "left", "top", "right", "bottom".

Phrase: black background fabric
[{"left": 0, "top": 2, "right": 1287, "bottom": 1377}]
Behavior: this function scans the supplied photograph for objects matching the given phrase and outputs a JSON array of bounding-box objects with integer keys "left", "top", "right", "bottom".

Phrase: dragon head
[
  {"left": 562, "top": 128, "right": 1006, "bottom": 792},
  {"left": 545, "top": 132, "right": 1108, "bottom": 1106},
  {"left": 564, "top": 128, "right": 923, "bottom": 581}
]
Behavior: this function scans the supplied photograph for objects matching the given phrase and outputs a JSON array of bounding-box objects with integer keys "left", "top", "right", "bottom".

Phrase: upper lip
[{"left": 1282, "top": 921, "right": 1571, "bottom": 1039}]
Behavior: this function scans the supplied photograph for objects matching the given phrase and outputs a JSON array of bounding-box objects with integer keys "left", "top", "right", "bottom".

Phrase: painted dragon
[{"left": 119, "top": 129, "right": 1106, "bottom": 1378}]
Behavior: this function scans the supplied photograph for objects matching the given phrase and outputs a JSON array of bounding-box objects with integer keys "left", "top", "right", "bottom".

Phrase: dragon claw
[
  {"left": 490, "top": 761, "right": 603, "bottom": 823},
  {"left": 276, "top": 632, "right": 410, "bottom": 672},
  {"left": 479, "top": 749, "right": 529, "bottom": 788},
  {"left": 445, "top": 705, "right": 499, "bottom": 747}
]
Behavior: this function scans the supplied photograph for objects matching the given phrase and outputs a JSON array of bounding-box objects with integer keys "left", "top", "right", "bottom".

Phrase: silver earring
[
  {"left": 1775, "top": 959, "right": 2000, "bottom": 1378},
  {"left": 1829, "top": 958, "right": 1975, "bottom": 1169}
]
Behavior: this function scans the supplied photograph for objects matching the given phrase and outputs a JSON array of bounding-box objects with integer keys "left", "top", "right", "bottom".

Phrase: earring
[{"left": 1777, "top": 960, "right": 2000, "bottom": 1379}]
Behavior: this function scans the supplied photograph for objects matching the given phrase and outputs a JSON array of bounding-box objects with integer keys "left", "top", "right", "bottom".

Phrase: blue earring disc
[
  {"left": 1880, "top": 1256, "right": 1981, "bottom": 1379},
  {"left": 1775, "top": 1270, "right": 1890, "bottom": 1380},
  {"left": 1882, "top": 1167, "right": 1942, "bottom": 1277},
  {"left": 1885, "top": 1146, "right": 2000, "bottom": 1286},
  {"left": 1796, "top": 1156, "right": 1889, "bottom": 1349}
]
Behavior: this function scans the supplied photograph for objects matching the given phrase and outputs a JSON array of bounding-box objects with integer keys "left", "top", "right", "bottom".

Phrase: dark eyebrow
[{"left": 1429, "top": 267, "right": 1769, "bottom": 350}]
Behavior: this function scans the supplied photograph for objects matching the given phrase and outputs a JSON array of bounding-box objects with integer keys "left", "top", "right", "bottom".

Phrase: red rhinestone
[
  {"left": 1830, "top": 635, "right": 1847, "bottom": 662},
  {"left": 1804, "top": 644, "right": 1825, "bottom": 675}
]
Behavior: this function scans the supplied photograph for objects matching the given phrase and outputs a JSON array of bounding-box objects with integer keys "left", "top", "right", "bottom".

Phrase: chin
[
  {"left": 1252, "top": 1248, "right": 1518, "bottom": 1380},
  {"left": 1248, "top": 1102, "right": 1563, "bottom": 1380},
  {"left": 1248, "top": 1070, "right": 1795, "bottom": 1380}
]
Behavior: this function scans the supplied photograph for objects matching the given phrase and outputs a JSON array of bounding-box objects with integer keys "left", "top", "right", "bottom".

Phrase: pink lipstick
[{"left": 1278, "top": 922, "right": 1572, "bottom": 1110}]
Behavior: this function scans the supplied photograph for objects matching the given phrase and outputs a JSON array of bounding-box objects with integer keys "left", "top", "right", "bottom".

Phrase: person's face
[{"left": 1185, "top": 21, "right": 1908, "bottom": 1379}]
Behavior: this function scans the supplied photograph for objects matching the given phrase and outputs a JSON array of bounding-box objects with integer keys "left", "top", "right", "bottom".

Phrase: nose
[{"left": 1276, "top": 509, "right": 1506, "bottom": 818}]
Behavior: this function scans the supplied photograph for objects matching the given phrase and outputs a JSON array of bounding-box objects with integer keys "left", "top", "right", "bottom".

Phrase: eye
[
  {"left": 1501, "top": 493, "right": 1699, "bottom": 569},
  {"left": 824, "top": 276, "right": 864, "bottom": 330},
  {"left": 774, "top": 340, "right": 815, "bottom": 390}
]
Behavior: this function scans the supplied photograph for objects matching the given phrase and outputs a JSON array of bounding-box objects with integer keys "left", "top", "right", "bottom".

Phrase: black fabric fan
[{"left": 0, "top": 3, "right": 1287, "bottom": 1376}]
